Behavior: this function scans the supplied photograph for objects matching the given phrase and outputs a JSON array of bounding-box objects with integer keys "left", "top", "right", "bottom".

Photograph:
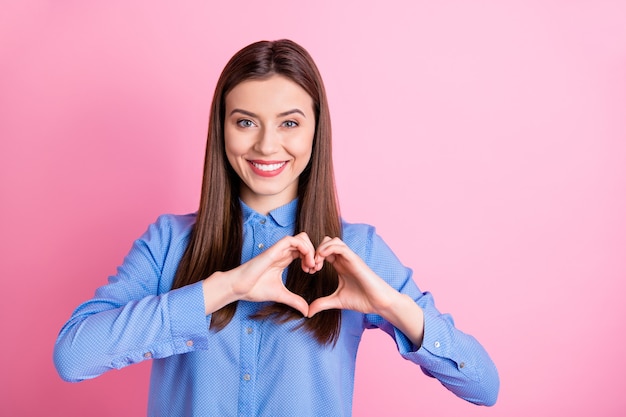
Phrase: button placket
[
  {"left": 239, "top": 319, "right": 257, "bottom": 414},
  {"left": 252, "top": 218, "right": 268, "bottom": 256}
]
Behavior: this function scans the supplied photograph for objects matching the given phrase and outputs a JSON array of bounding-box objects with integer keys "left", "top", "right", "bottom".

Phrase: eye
[
  {"left": 282, "top": 120, "right": 299, "bottom": 128},
  {"left": 236, "top": 119, "right": 256, "bottom": 128}
]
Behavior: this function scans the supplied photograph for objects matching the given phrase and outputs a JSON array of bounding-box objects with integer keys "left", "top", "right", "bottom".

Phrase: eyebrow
[{"left": 229, "top": 108, "right": 306, "bottom": 118}]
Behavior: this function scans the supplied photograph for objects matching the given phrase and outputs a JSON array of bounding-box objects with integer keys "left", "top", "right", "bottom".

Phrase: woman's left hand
[
  {"left": 308, "top": 236, "right": 425, "bottom": 347},
  {"left": 308, "top": 237, "right": 400, "bottom": 317}
]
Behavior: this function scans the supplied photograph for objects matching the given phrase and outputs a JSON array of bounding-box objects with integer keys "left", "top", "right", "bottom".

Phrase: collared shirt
[{"left": 54, "top": 199, "right": 499, "bottom": 416}]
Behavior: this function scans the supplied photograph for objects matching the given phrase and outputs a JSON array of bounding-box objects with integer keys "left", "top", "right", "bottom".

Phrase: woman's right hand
[{"left": 201, "top": 232, "right": 319, "bottom": 317}]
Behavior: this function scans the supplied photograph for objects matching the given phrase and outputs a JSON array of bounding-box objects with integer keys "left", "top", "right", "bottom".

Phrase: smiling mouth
[{"left": 249, "top": 161, "right": 287, "bottom": 172}]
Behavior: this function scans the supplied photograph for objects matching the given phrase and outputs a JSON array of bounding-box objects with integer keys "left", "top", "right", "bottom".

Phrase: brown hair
[{"left": 171, "top": 39, "right": 342, "bottom": 345}]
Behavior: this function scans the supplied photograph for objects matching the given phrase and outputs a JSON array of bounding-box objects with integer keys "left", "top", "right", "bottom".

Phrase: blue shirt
[{"left": 54, "top": 199, "right": 499, "bottom": 416}]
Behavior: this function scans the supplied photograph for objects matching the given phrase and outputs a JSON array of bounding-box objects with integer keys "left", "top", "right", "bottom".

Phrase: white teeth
[{"left": 251, "top": 161, "right": 286, "bottom": 172}]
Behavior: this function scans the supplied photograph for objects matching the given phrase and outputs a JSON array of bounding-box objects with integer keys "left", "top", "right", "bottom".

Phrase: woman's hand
[
  {"left": 202, "top": 232, "right": 320, "bottom": 317},
  {"left": 307, "top": 237, "right": 399, "bottom": 316},
  {"left": 308, "top": 237, "right": 425, "bottom": 347}
]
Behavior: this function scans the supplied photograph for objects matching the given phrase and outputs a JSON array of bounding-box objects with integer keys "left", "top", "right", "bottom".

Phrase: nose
[{"left": 253, "top": 126, "right": 279, "bottom": 155}]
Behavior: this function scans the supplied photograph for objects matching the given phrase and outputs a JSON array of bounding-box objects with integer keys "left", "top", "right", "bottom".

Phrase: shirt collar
[{"left": 241, "top": 199, "right": 298, "bottom": 227}]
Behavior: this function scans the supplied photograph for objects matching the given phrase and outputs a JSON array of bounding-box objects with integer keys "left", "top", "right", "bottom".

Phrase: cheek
[
  {"left": 223, "top": 139, "right": 243, "bottom": 173},
  {"left": 294, "top": 131, "right": 315, "bottom": 160},
  {"left": 224, "top": 131, "right": 242, "bottom": 159}
]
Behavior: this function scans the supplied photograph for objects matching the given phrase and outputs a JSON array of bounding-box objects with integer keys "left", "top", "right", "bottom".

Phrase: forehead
[{"left": 225, "top": 75, "right": 314, "bottom": 114}]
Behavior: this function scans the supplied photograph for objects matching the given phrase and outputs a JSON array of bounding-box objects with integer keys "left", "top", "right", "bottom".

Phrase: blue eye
[
  {"left": 282, "top": 120, "right": 298, "bottom": 128},
  {"left": 237, "top": 119, "right": 255, "bottom": 128}
]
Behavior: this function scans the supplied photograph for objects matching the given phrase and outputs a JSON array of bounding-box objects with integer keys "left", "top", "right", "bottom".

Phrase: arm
[
  {"left": 53, "top": 215, "right": 210, "bottom": 382},
  {"left": 374, "top": 290, "right": 500, "bottom": 407},
  {"left": 200, "top": 232, "right": 318, "bottom": 317},
  {"left": 308, "top": 225, "right": 500, "bottom": 406},
  {"left": 54, "top": 216, "right": 318, "bottom": 382}
]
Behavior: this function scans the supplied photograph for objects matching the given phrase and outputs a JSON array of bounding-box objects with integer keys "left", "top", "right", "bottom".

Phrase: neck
[{"left": 239, "top": 194, "right": 294, "bottom": 216}]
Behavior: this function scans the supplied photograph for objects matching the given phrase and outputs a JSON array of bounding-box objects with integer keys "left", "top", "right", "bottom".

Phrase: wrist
[
  {"left": 201, "top": 271, "right": 239, "bottom": 316},
  {"left": 378, "top": 293, "right": 425, "bottom": 348},
  {"left": 376, "top": 291, "right": 412, "bottom": 321}
]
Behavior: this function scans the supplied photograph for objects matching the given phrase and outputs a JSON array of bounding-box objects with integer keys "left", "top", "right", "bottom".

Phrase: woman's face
[{"left": 224, "top": 75, "right": 316, "bottom": 214}]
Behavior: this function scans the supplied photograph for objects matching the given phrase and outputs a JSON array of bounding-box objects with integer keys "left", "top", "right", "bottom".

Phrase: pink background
[{"left": 1, "top": 1, "right": 625, "bottom": 416}]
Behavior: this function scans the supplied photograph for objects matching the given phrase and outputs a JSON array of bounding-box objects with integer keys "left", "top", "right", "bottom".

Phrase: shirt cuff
[
  {"left": 395, "top": 310, "right": 479, "bottom": 382},
  {"left": 167, "top": 281, "right": 210, "bottom": 353},
  {"left": 393, "top": 309, "right": 450, "bottom": 352}
]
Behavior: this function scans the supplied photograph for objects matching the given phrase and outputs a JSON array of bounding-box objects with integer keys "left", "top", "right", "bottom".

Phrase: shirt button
[
  {"left": 459, "top": 362, "right": 465, "bottom": 369},
  {"left": 434, "top": 341, "right": 441, "bottom": 348},
  {"left": 258, "top": 243, "right": 264, "bottom": 249},
  {"left": 186, "top": 340, "right": 194, "bottom": 347},
  {"left": 246, "top": 327, "right": 253, "bottom": 334},
  {"left": 260, "top": 219, "right": 266, "bottom": 224},
  {"left": 243, "top": 374, "right": 251, "bottom": 381},
  {"left": 143, "top": 352, "right": 152, "bottom": 359}
]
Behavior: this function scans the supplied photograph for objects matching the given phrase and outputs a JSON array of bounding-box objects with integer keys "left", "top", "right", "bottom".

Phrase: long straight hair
[{"left": 172, "top": 39, "right": 342, "bottom": 345}]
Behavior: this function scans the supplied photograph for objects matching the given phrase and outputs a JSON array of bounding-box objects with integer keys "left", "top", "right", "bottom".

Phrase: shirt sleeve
[
  {"left": 53, "top": 214, "right": 211, "bottom": 382},
  {"left": 349, "top": 224, "right": 500, "bottom": 406}
]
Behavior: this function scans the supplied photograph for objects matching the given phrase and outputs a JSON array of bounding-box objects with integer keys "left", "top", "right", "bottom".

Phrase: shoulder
[
  {"left": 138, "top": 212, "right": 197, "bottom": 251},
  {"left": 340, "top": 218, "right": 405, "bottom": 267},
  {"left": 341, "top": 218, "right": 414, "bottom": 289},
  {"left": 341, "top": 219, "right": 376, "bottom": 242},
  {"left": 340, "top": 219, "right": 378, "bottom": 259},
  {"left": 152, "top": 212, "right": 197, "bottom": 234}
]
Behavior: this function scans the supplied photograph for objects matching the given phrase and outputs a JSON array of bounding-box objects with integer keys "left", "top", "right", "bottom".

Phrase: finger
[
  {"left": 315, "top": 236, "right": 346, "bottom": 253},
  {"left": 314, "top": 236, "right": 336, "bottom": 266},
  {"left": 267, "top": 234, "right": 313, "bottom": 268},
  {"left": 307, "top": 294, "right": 341, "bottom": 318},
  {"left": 315, "top": 238, "right": 353, "bottom": 264},
  {"left": 275, "top": 289, "right": 310, "bottom": 317},
  {"left": 292, "top": 232, "right": 317, "bottom": 271},
  {"left": 312, "top": 256, "right": 325, "bottom": 273}
]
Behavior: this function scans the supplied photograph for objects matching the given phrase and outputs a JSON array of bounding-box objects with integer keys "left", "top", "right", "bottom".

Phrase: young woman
[{"left": 54, "top": 39, "right": 499, "bottom": 416}]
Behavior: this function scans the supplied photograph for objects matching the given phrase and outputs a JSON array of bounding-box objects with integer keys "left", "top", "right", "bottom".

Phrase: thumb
[
  {"left": 276, "top": 289, "right": 310, "bottom": 317},
  {"left": 307, "top": 294, "right": 340, "bottom": 318}
]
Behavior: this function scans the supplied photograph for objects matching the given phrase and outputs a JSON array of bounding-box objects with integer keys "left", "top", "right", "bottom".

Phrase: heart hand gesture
[
  {"left": 307, "top": 236, "right": 425, "bottom": 346},
  {"left": 203, "top": 232, "right": 321, "bottom": 317},
  {"left": 202, "top": 233, "right": 424, "bottom": 346},
  {"left": 307, "top": 237, "right": 399, "bottom": 317}
]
